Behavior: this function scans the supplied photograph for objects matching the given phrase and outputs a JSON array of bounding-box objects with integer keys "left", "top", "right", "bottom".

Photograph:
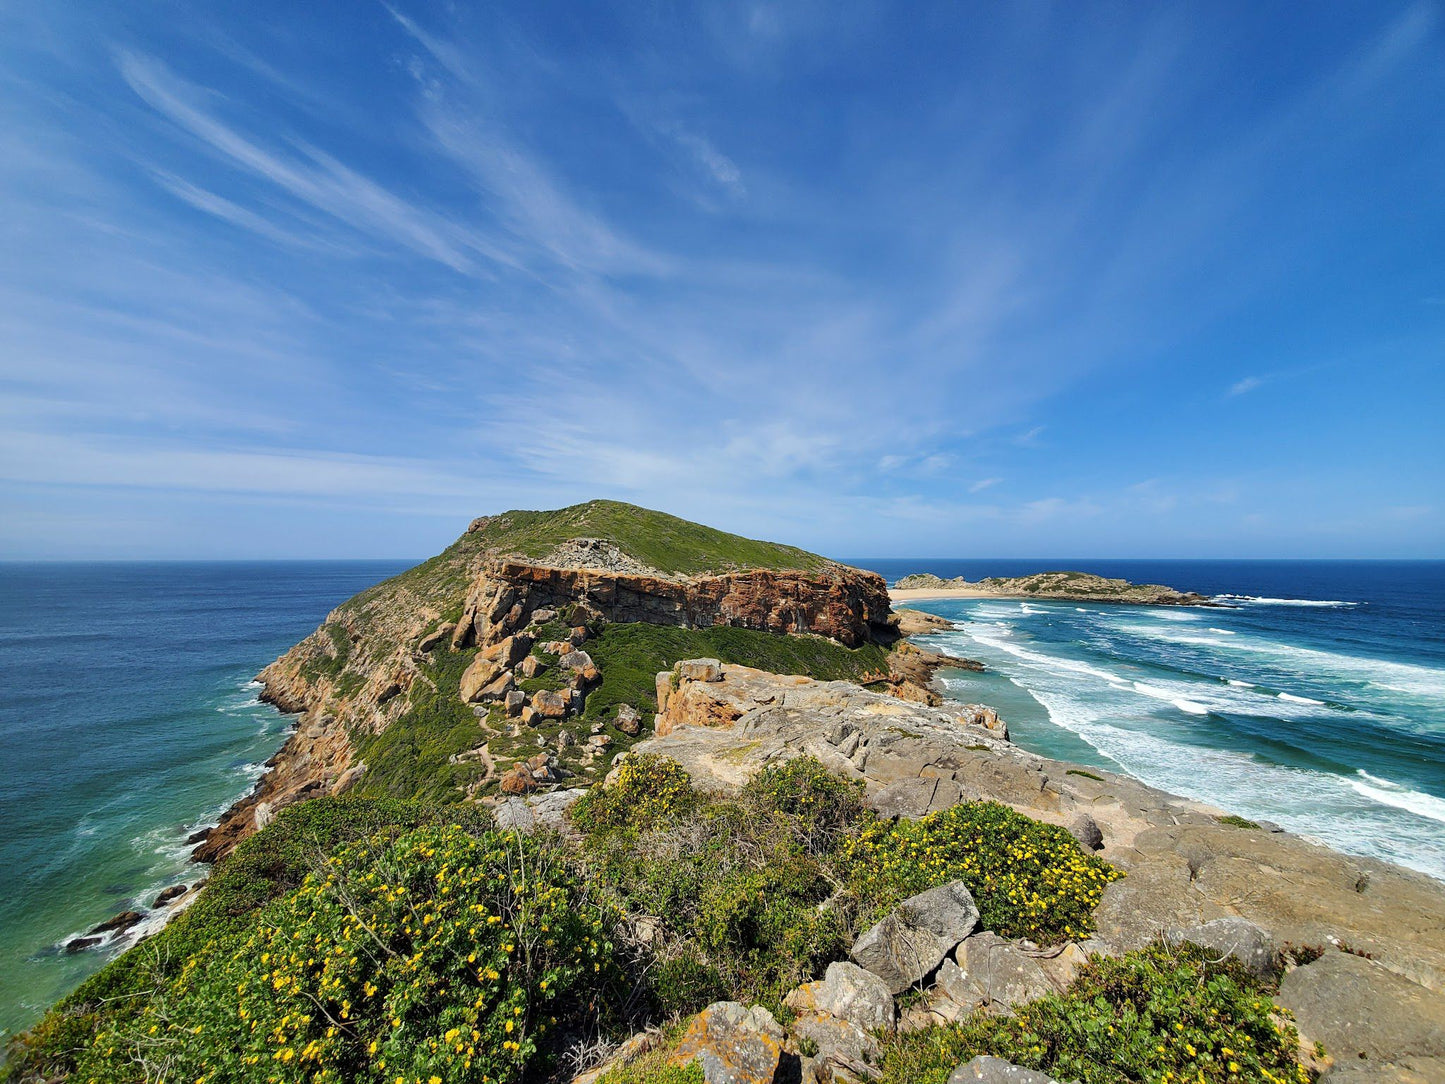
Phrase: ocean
[
  {"left": 0, "top": 559, "right": 1442, "bottom": 1037},
  {"left": 856, "top": 559, "right": 1445, "bottom": 885},
  {"left": 0, "top": 561, "right": 411, "bottom": 1039}
]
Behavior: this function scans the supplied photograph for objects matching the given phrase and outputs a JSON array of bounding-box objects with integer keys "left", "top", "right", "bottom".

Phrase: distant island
[{"left": 891, "top": 569, "right": 1214, "bottom": 606}]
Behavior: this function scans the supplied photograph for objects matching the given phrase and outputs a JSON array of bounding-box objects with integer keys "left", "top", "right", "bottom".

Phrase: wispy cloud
[
  {"left": 1228, "top": 375, "right": 1264, "bottom": 396},
  {"left": 969, "top": 477, "right": 1002, "bottom": 493}
]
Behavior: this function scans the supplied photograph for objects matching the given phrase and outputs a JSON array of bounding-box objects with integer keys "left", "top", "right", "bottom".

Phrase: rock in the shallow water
[
  {"left": 616, "top": 703, "right": 642, "bottom": 736},
  {"left": 1277, "top": 950, "right": 1445, "bottom": 1065},
  {"left": 88, "top": 910, "right": 144, "bottom": 936},
  {"left": 851, "top": 881, "right": 979, "bottom": 993},
  {"left": 152, "top": 884, "right": 187, "bottom": 907},
  {"left": 64, "top": 936, "right": 103, "bottom": 953},
  {"left": 948, "top": 1055, "right": 1061, "bottom": 1084},
  {"left": 1068, "top": 813, "right": 1104, "bottom": 852},
  {"left": 531, "top": 690, "right": 569, "bottom": 718},
  {"left": 671, "top": 1001, "right": 786, "bottom": 1084},
  {"left": 1165, "top": 917, "right": 1275, "bottom": 977},
  {"left": 953, "top": 932, "right": 1057, "bottom": 1011},
  {"left": 785, "top": 961, "right": 896, "bottom": 1033},
  {"left": 677, "top": 658, "right": 724, "bottom": 682}
]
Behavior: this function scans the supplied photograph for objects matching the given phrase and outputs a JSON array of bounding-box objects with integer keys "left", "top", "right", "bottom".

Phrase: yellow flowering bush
[
  {"left": 571, "top": 753, "right": 697, "bottom": 830},
  {"left": 86, "top": 825, "right": 615, "bottom": 1084},
  {"left": 838, "top": 802, "right": 1122, "bottom": 943},
  {"left": 876, "top": 942, "right": 1311, "bottom": 1084}
]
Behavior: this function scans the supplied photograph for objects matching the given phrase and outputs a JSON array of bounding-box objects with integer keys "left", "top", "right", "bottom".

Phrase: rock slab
[
  {"left": 672, "top": 1002, "right": 787, "bottom": 1084},
  {"left": 851, "top": 881, "right": 979, "bottom": 993}
]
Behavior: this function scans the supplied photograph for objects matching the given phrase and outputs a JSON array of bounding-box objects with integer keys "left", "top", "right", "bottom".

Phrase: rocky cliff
[{"left": 192, "top": 502, "right": 897, "bottom": 863}]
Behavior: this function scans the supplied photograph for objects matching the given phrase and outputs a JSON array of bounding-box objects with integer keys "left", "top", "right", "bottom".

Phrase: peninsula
[
  {"left": 891, "top": 570, "right": 1214, "bottom": 606},
  {"left": 9, "top": 502, "right": 1443, "bottom": 1084}
]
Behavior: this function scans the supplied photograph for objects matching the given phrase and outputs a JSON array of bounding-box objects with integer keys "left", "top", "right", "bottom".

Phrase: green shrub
[
  {"left": 876, "top": 942, "right": 1311, "bottom": 1084},
  {"left": 837, "top": 802, "right": 1122, "bottom": 943},
  {"left": 81, "top": 825, "right": 616, "bottom": 1084},
  {"left": 1218, "top": 814, "right": 1262, "bottom": 829},
  {"left": 5, "top": 797, "right": 492, "bottom": 1083},
  {"left": 571, "top": 754, "right": 698, "bottom": 831},
  {"left": 743, "top": 755, "right": 866, "bottom": 852}
]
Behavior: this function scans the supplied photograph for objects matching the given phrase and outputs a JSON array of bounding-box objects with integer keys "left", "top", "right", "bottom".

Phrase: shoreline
[{"left": 889, "top": 586, "right": 1217, "bottom": 605}]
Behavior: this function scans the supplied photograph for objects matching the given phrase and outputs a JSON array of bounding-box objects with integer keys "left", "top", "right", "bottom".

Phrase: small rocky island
[{"left": 893, "top": 570, "right": 1214, "bottom": 606}]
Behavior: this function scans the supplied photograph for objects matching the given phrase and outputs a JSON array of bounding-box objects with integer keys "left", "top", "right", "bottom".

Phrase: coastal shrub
[
  {"left": 80, "top": 824, "right": 616, "bottom": 1084},
  {"left": 742, "top": 755, "right": 866, "bottom": 852},
  {"left": 1218, "top": 814, "right": 1262, "bottom": 829},
  {"left": 5, "top": 797, "right": 492, "bottom": 1083},
  {"left": 837, "top": 802, "right": 1123, "bottom": 943},
  {"left": 571, "top": 754, "right": 698, "bottom": 831},
  {"left": 875, "top": 942, "right": 1310, "bottom": 1084},
  {"left": 581, "top": 797, "right": 847, "bottom": 1013}
]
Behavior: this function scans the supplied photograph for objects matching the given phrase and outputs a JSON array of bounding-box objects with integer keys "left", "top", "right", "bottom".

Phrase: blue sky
[{"left": 1, "top": 2, "right": 1442, "bottom": 560}]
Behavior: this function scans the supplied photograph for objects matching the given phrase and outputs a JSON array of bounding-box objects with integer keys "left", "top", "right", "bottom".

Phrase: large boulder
[
  {"left": 1277, "top": 950, "right": 1445, "bottom": 1067},
  {"left": 677, "top": 658, "right": 724, "bottom": 682},
  {"left": 850, "top": 881, "right": 979, "bottom": 993},
  {"left": 616, "top": 703, "right": 643, "bottom": 736},
  {"left": 671, "top": 1002, "right": 787, "bottom": 1084},
  {"left": 483, "top": 633, "right": 533, "bottom": 668},
  {"left": 1067, "top": 813, "right": 1104, "bottom": 852},
  {"left": 785, "top": 961, "right": 896, "bottom": 1033},
  {"left": 531, "top": 690, "right": 569, "bottom": 718},
  {"left": 1165, "top": 917, "right": 1275, "bottom": 977},
  {"left": 948, "top": 1056, "right": 1061, "bottom": 1084},
  {"left": 950, "top": 932, "right": 1057, "bottom": 1012},
  {"left": 459, "top": 656, "right": 504, "bottom": 702},
  {"left": 788, "top": 1013, "right": 879, "bottom": 1081}
]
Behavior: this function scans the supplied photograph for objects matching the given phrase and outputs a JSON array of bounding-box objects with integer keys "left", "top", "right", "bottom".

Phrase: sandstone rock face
[
  {"left": 1278, "top": 950, "right": 1445, "bottom": 1069},
  {"left": 892, "top": 608, "right": 957, "bottom": 636},
  {"left": 851, "top": 881, "right": 979, "bottom": 993},
  {"left": 948, "top": 1056, "right": 1062, "bottom": 1084},
  {"left": 460, "top": 656, "right": 505, "bottom": 702},
  {"left": 677, "top": 658, "right": 725, "bottom": 682},
  {"left": 671, "top": 1002, "right": 787, "bottom": 1084},
  {"left": 459, "top": 560, "right": 892, "bottom": 650},
  {"left": 785, "top": 961, "right": 896, "bottom": 1033}
]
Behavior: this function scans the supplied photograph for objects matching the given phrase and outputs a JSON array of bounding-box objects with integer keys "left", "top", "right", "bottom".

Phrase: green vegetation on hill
[{"left": 461, "top": 500, "right": 834, "bottom": 577}]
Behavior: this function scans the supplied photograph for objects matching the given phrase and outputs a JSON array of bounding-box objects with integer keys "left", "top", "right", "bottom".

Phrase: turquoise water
[
  {"left": 858, "top": 560, "right": 1445, "bottom": 882},
  {"left": 0, "top": 561, "right": 409, "bottom": 1038},
  {"left": 1, "top": 559, "right": 1443, "bottom": 1038}
]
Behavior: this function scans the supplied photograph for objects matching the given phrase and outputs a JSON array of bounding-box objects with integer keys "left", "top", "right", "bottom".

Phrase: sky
[{"left": 0, "top": 1, "right": 1442, "bottom": 561}]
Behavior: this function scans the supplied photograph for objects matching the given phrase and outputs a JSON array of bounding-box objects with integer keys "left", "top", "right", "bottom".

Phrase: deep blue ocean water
[{"left": 0, "top": 558, "right": 1442, "bottom": 1037}]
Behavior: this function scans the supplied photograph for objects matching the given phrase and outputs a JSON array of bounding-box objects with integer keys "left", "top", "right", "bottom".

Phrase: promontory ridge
[{"left": 8, "top": 501, "right": 1444, "bottom": 1084}]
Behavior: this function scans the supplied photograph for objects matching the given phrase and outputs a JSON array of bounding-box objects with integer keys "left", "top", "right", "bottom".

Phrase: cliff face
[
  {"left": 452, "top": 560, "right": 893, "bottom": 651},
  {"left": 191, "top": 504, "right": 895, "bottom": 863}
]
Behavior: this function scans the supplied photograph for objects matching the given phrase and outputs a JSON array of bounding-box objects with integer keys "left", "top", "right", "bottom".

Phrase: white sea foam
[
  {"left": 1227, "top": 679, "right": 1255, "bottom": 687},
  {"left": 1214, "top": 594, "right": 1358, "bottom": 608},
  {"left": 1278, "top": 692, "right": 1325, "bottom": 705},
  {"left": 1351, "top": 772, "right": 1445, "bottom": 826},
  {"left": 1208, "top": 628, "right": 1237, "bottom": 635}
]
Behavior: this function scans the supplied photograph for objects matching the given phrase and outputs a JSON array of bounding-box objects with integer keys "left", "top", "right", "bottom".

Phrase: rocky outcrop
[
  {"left": 453, "top": 560, "right": 893, "bottom": 651},
  {"left": 850, "top": 881, "right": 980, "bottom": 993},
  {"left": 671, "top": 1002, "right": 788, "bottom": 1084},
  {"left": 893, "top": 571, "right": 1212, "bottom": 606},
  {"left": 632, "top": 662, "right": 1445, "bottom": 1063}
]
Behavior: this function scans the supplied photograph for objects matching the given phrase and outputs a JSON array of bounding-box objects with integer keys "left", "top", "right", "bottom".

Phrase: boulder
[
  {"left": 505, "top": 690, "right": 527, "bottom": 717},
  {"left": 531, "top": 690, "right": 569, "bottom": 718},
  {"left": 677, "top": 658, "right": 724, "bottom": 682},
  {"left": 459, "top": 657, "right": 504, "bottom": 702},
  {"left": 616, "top": 704, "right": 643, "bottom": 736},
  {"left": 477, "top": 670, "right": 514, "bottom": 702},
  {"left": 948, "top": 1056, "right": 1061, "bottom": 1084},
  {"left": 519, "top": 655, "right": 544, "bottom": 678},
  {"left": 1277, "top": 950, "right": 1445, "bottom": 1065},
  {"left": 785, "top": 961, "right": 896, "bottom": 1033},
  {"left": 520, "top": 706, "right": 538, "bottom": 725},
  {"left": 671, "top": 1002, "right": 786, "bottom": 1084},
  {"left": 788, "top": 1012, "right": 879, "bottom": 1080},
  {"left": 88, "top": 910, "right": 144, "bottom": 936},
  {"left": 417, "top": 622, "right": 454, "bottom": 652},
  {"left": 152, "top": 884, "right": 187, "bottom": 908},
  {"left": 498, "top": 766, "right": 537, "bottom": 795},
  {"left": 569, "top": 626, "right": 589, "bottom": 646},
  {"left": 952, "top": 932, "right": 1057, "bottom": 1011},
  {"left": 559, "top": 649, "right": 596, "bottom": 672},
  {"left": 1165, "top": 917, "right": 1275, "bottom": 977},
  {"left": 483, "top": 633, "right": 533, "bottom": 669},
  {"left": 530, "top": 607, "right": 558, "bottom": 625},
  {"left": 851, "top": 881, "right": 979, "bottom": 993},
  {"left": 64, "top": 936, "right": 103, "bottom": 953},
  {"left": 1068, "top": 814, "right": 1104, "bottom": 852}
]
